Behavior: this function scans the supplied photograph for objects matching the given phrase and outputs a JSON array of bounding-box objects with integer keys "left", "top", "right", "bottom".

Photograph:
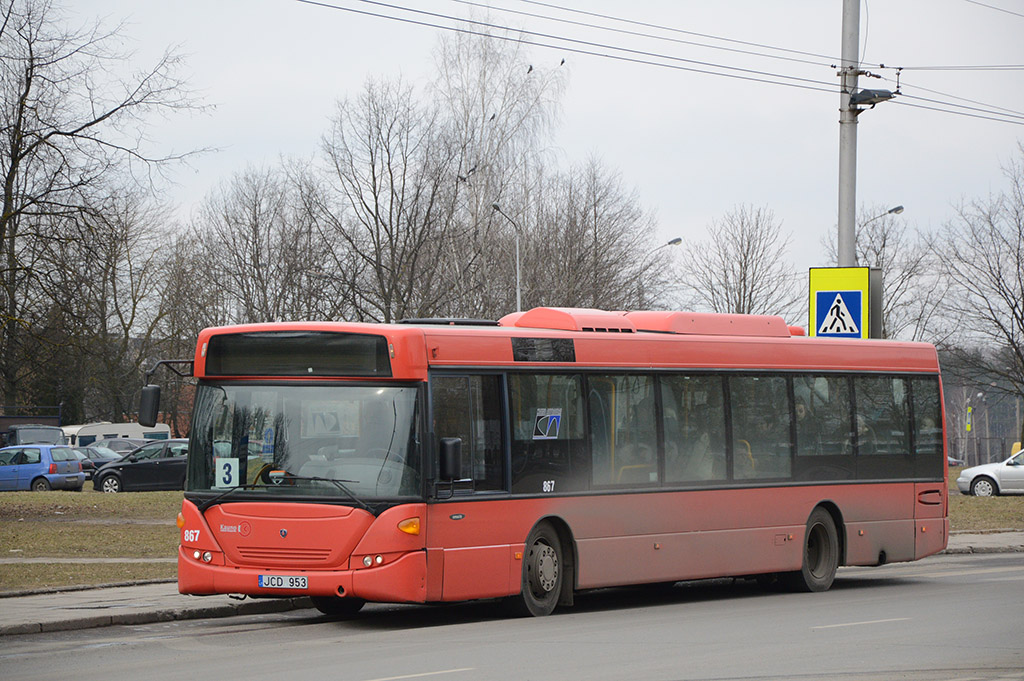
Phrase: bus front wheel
[
  {"left": 513, "top": 523, "right": 563, "bottom": 617},
  {"left": 786, "top": 507, "right": 839, "bottom": 592}
]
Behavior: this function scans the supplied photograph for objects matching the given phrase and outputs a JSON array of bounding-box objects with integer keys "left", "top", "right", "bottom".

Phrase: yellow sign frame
[{"left": 809, "top": 267, "right": 872, "bottom": 339}]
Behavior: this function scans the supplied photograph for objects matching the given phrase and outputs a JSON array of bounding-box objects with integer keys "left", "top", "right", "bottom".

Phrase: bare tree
[
  {"left": 507, "top": 158, "right": 667, "bottom": 312},
  {"left": 823, "top": 205, "right": 944, "bottom": 341},
  {"left": 677, "top": 205, "right": 802, "bottom": 318},
  {"left": 937, "top": 147, "right": 1024, "bottom": 441},
  {"left": 313, "top": 78, "right": 460, "bottom": 322},
  {"left": 430, "top": 29, "right": 566, "bottom": 317},
  {"left": 0, "top": 0, "right": 197, "bottom": 406},
  {"left": 195, "top": 166, "right": 331, "bottom": 324}
]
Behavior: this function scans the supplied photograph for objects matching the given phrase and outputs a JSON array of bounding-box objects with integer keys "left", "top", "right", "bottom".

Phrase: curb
[
  {"left": 941, "top": 546, "right": 1024, "bottom": 555},
  {"left": 0, "top": 596, "right": 312, "bottom": 636}
]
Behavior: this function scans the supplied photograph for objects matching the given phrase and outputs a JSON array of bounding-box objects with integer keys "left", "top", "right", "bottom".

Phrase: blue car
[{"left": 0, "top": 444, "right": 86, "bottom": 491}]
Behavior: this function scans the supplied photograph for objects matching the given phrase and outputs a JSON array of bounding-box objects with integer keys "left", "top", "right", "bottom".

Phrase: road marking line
[
  {"left": 812, "top": 617, "right": 910, "bottom": 630},
  {"left": 364, "top": 669, "right": 475, "bottom": 681}
]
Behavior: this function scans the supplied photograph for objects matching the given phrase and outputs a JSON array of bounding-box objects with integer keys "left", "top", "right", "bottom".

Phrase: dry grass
[
  {"left": 0, "top": 490, "right": 182, "bottom": 593},
  {"left": 947, "top": 466, "right": 1024, "bottom": 532},
  {"left": 0, "top": 563, "right": 175, "bottom": 592},
  {"left": 1, "top": 521, "right": 179, "bottom": 558},
  {"left": 0, "top": 489, "right": 183, "bottom": 521}
]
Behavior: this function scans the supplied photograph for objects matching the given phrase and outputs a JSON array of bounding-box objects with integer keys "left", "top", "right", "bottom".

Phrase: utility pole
[{"left": 837, "top": 0, "right": 860, "bottom": 268}]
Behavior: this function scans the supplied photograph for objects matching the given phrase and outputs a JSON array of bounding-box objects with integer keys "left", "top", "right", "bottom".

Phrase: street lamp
[
  {"left": 653, "top": 237, "right": 683, "bottom": 252},
  {"left": 863, "top": 205, "right": 904, "bottom": 227},
  {"left": 491, "top": 203, "right": 521, "bottom": 312}
]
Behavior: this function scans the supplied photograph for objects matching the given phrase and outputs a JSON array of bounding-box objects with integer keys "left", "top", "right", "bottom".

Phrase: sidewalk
[{"left": 2, "top": 532, "right": 1022, "bottom": 637}]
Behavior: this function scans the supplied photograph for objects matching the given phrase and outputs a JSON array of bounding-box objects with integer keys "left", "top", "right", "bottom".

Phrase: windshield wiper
[
  {"left": 196, "top": 483, "right": 269, "bottom": 512},
  {"left": 194, "top": 475, "right": 371, "bottom": 513},
  {"left": 282, "top": 474, "right": 371, "bottom": 512}
]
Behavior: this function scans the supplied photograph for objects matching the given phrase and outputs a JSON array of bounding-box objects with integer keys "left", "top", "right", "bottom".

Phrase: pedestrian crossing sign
[
  {"left": 809, "top": 267, "right": 877, "bottom": 339},
  {"left": 816, "top": 290, "right": 861, "bottom": 337}
]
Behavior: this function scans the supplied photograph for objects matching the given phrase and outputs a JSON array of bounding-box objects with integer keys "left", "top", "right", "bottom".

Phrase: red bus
[{"left": 141, "top": 307, "right": 948, "bottom": 617}]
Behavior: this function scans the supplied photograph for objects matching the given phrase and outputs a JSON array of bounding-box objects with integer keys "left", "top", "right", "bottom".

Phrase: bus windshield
[{"left": 187, "top": 382, "right": 422, "bottom": 501}]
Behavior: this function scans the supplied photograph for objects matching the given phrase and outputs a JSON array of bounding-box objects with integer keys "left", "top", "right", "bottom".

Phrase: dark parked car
[
  {"left": 0, "top": 444, "right": 86, "bottom": 491},
  {"left": 90, "top": 438, "right": 150, "bottom": 453},
  {"left": 70, "top": 449, "right": 96, "bottom": 480},
  {"left": 93, "top": 439, "right": 189, "bottom": 493},
  {"left": 71, "top": 446, "right": 123, "bottom": 481}
]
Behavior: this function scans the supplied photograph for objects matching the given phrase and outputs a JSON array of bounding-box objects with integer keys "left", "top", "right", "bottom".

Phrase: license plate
[{"left": 258, "top": 574, "right": 307, "bottom": 590}]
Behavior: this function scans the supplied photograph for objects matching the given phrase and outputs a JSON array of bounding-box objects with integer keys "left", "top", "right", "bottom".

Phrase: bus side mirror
[
  {"left": 439, "top": 438, "right": 462, "bottom": 481},
  {"left": 139, "top": 385, "right": 161, "bottom": 428}
]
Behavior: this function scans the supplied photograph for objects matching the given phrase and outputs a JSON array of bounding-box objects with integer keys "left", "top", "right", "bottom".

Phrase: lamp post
[
  {"left": 862, "top": 204, "right": 904, "bottom": 228},
  {"left": 653, "top": 237, "right": 683, "bottom": 252},
  {"left": 491, "top": 203, "right": 521, "bottom": 312}
]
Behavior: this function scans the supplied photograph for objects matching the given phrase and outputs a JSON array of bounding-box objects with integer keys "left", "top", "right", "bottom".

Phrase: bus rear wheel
[
  {"left": 785, "top": 507, "right": 839, "bottom": 592},
  {"left": 512, "top": 523, "right": 563, "bottom": 617},
  {"left": 310, "top": 595, "right": 365, "bottom": 618}
]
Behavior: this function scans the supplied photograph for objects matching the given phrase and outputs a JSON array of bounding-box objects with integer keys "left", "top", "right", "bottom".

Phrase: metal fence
[{"left": 947, "top": 436, "right": 1017, "bottom": 467}]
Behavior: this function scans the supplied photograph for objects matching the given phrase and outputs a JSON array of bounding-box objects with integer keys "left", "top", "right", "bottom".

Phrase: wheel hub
[{"left": 533, "top": 544, "right": 558, "bottom": 592}]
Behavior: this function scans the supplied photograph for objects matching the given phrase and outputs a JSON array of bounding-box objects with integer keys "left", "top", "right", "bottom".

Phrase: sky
[{"left": 75, "top": 0, "right": 1024, "bottom": 277}]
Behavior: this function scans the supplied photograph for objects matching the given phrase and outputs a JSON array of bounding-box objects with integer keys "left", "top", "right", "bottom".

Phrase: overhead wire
[
  {"left": 962, "top": 0, "right": 1024, "bottom": 20},
  {"left": 518, "top": 0, "right": 876, "bottom": 68},
  {"left": 294, "top": 0, "right": 843, "bottom": 95},
  {"left": 877, "top": 74, "right": 1024, "bottom": 119},
  {"left": 448, "top": 0, "right": 836, "bottom": 70},
  {"left": 294, "top": 0, "right": 1024, "bottom": 126}
]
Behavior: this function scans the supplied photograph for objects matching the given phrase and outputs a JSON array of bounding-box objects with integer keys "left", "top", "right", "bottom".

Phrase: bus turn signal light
[
  {"left": 398, "top": 517, "right": 420, "bottom": 535},
  {"left": 176, "top": 513, "right": 185, "bottom": 529}
]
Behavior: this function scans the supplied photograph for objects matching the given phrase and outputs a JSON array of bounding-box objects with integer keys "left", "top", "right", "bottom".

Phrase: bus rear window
[{"left": 205, "top": 332, "right": 392, "bottom": 377}]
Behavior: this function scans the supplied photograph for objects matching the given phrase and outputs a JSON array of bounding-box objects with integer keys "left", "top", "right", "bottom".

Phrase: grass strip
[
  {"left": 0, "top": 490, "right": 183, "bottom": 521},
  {"left": 1, "top": 521, "right": 179, "bottom": 558},
  {"left": 0, "top": 562, "right": 176, "bottom": 592}
]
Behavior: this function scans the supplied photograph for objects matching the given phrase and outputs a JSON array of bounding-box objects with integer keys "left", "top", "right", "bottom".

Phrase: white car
[{"left": 956, "top": 451, "right": 1024, "bottom": 496}]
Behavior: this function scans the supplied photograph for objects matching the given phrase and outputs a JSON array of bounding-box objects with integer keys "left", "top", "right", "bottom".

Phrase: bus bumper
[{"left": 177, "top": 546, "right": 427, "bottom": 603}]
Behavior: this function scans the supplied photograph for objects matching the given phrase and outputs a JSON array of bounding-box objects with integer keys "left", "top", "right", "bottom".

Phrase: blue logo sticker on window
[{"left": 533, "top": 408, "right": 562, "bottom": 440}]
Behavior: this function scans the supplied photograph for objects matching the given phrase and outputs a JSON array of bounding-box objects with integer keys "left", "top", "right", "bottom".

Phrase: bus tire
[
  {"left": 310, "top": 595, "right": 365, "bottom": 618},
  {"left": 786, "top": 507, "right": 839, "bottom": 593},
  {"left": 512, "top": 522, "right": 563, "bottom": 617}
]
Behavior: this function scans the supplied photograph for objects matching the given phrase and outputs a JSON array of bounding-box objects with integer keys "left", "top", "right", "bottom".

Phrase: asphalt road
[{"left": 2, "top": 552, "right": 1022, "bottom": 681}]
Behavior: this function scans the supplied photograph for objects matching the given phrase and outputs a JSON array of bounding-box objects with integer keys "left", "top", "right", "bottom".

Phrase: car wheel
[
  {"left": 100, "top": 475, "right": 122, "bottom": 493},
  {"left": 31, "top": 477, "right": 51, "bottom": 492},
  {"left": 970, "top": 476, "right": 997, "bottom": 497}
]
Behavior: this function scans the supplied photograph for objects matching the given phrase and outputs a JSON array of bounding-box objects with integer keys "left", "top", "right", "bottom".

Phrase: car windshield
[
  {"left": 187, "top": 382, "right": 422, "bottom": 501},
  {"left": 13, "top": 427, "right": 64, "bottom": 444},
  {"left": 87, "top": 446, "right": 121, "bottom": 460}
]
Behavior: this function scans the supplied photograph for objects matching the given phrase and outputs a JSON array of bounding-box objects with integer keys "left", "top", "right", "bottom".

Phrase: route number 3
[{"left": 213, "top": 457, "right": 239, "bottom": 489}]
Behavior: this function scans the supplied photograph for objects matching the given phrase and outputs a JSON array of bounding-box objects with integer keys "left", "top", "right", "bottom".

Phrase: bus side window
[
  {"left": 509, "top": 373, "right": 587, "bottom": 494},
  {"left": 730, "top": 375, "right": 792, "bottom": 480},
  {"left": 432, "top": 375, "right": 504, "bottom": 491},
  {"left": 588, "top": 374, "right": 658, "bottom": 487},
  {"left": 911, "top": 377, "right": 943, "bottom": 479},
  {"left": 661, "top": 374, "right": 727, "bottom": 484},
  {"left": 854, "top": 376, "right": 913, "bottom": 479}
]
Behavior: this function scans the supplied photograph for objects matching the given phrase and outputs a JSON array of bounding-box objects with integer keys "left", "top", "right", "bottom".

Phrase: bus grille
[{"left": 236, "top": 547, "right": 333, "bottom": 564}]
